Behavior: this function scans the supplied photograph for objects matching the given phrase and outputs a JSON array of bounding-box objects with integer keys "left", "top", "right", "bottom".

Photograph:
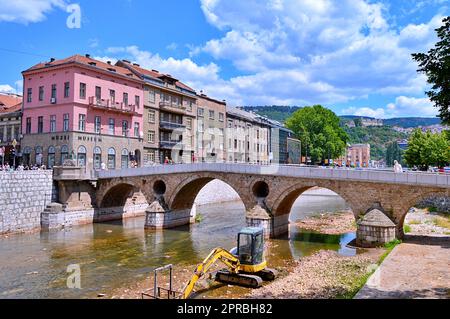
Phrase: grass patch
[
  {"left": 408, "top": 219, "right": 421, "bottom": 225},
  {"left": 403, "top": 224, "right": 412, "bottom": 233},
  {"left": 195, "top": 213, "right": 203, "bottom": 223},
  {"left": 432, "top": 216, "right": 450, "bottom": 229},
  {"left": 336, "top": 269, "right": 376, "bottom": 299},
  {"left": 378, "top": 239, "right": 402, "bottom": 264},
  {"left": 428, "top": 206, "right": 438, "bottom": 213}
]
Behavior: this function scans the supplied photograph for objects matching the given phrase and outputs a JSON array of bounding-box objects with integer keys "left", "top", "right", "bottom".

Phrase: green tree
[
  {"left": 412, "top": 16, "right": 450, "bottom": 124},
  {"left": 285, "top": 105, "right": 348, "bottom": 163},
  {"left": 404, "top": 129, "right": 450, "bottom": 170},
  {"left": 385, "top": 141, "right": 404, "bottom": 167}
]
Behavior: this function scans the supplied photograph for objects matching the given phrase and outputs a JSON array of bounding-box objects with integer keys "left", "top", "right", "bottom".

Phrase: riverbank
[
  {"left": 404, "top": 208, "right": 450, "bottom": 235},
  {"left": 294, "top": 210, "right": 356, "bottom": 235}
]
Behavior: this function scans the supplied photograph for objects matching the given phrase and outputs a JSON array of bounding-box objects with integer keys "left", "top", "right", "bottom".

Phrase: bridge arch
[{"left": 168, "top": 173, "right": 251, "bottom": 212}]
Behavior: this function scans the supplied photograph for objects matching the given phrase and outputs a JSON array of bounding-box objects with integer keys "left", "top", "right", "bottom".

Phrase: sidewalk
[{"left": 355, "top": 235, "right": 450, "bottom": 299}]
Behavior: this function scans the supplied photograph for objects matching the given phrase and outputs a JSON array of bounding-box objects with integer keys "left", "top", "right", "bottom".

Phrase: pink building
[
  {"left": 21, "top": 54, "right": 144, "bottom": 169},
  {"left": 336, "top": 144, "right": 371, "bottom": 167}
]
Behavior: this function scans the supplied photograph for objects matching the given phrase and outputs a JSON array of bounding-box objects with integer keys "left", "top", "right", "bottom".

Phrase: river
[{"left": 0, "top": 187, "right": 356, "bottom": 299}]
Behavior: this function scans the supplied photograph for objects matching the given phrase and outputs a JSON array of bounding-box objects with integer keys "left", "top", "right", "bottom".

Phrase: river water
[{"left": 0, "top": 188, "right": 355, "bottom": 299}]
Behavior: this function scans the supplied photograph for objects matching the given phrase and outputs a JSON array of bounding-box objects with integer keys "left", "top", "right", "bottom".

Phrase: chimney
[
  {"left": 133, "top": 63, "right": 140, "bottom": 67},
  {"left": 50, "top": 58, "right": 55, "bottom": 62},
  {"left": 151, "top": 69, "right": 159, "bottom": 73},
  {"left": 107, "top": 61, "right": 111, "bottom": 65},
  {"left": 85, "top": 54, "right": 91, "bottom": 58},
  {"left": 123, "top": 59, "right": 131, "bottom": 63}
]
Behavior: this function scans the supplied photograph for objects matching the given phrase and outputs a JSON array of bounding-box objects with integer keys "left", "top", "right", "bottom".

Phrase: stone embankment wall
[
  {"left": 0, "top": 171, "right": 53, "bottom": 234},
  {"left": 416, "top": 195, "right": 450, "bottom": 213}
]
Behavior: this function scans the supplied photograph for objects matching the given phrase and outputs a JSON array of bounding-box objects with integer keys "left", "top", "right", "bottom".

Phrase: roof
[
  {"left": 0, "top": 93, "right": 22, "bottom": 114},
  {"left": 23, "top": 55, "right": 141, "bottom": 82},
  {"left": 116, "top": 60, "right": 196, "bottom": 93},
  {"left": 357, "top": 209, "right": 395, "bottom": 227},
  {"left": 239, "top": 227, "right": 264, "bottom": 235}
]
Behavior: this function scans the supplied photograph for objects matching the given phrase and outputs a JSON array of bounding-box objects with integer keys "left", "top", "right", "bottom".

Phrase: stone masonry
[{"left": 0, "top": 171, "right": 53, "bottom": 234}]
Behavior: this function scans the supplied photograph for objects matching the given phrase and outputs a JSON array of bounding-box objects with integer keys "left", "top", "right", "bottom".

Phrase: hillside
[
  {"left": 241, "top": 106, "right": 441, "bottom": 127},
  {"left": 344, "top": 126, "right": 408, "bottom": 160}
]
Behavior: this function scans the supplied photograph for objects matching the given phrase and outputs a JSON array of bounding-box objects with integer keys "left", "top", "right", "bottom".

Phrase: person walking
[{"left": 393, "top": 160, "right": 403, "bottom": 173}]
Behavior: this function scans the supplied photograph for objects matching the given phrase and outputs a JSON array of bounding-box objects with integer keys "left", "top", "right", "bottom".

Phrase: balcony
[
  {"left": 159, "top": 121, "right": 186, "bottom": 131},
  {"left": 159, "top": 140, "right": 182, "bottom": 149},
  {"left": 89, "top": 97, "right": 138, "bottom": 115},
  {"left": 159, "top": 101, "right": 186, "bottom": 115}
]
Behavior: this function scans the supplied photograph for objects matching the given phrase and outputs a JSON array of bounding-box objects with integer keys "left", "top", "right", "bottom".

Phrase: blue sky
[{"left": 0, "top": 0, "right": 448, "bottom": 118}]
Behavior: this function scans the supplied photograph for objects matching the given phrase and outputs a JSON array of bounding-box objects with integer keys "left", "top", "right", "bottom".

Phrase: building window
[
  {"left": 123, "top": 93, "right": 128, "bottom": 106},
  {"left": 95, "top": 86, "right": 101, "bottom": 101},
  {"left": 35, "top": 146, "right": 43, "bottom": 165},
  {"left": 109, "top": 118, "right": 115, "bottom": 135},
  {"left": 219, "top": 112, "right": 224, "bottom": 122},
  {"left": 93, "top": 147, "right": 102, "bottom": 170},
  {"left": 134, "top": 122, "right": 140, "bottom": 137},
  {"left": 37, "top": 116, "right": 43, "bottom": 133},
  {"left": 122, "top": 120, "right": 128, "bottom": 137},
  {"left": 27, "top": 88, "right": 32, "bottom": 103},
  {"left": 209, "top": 110, "right": 215, "bottom": 119},
  {"left": 198, "top": 107, "right": 204, "bottom": 117},
  {"left": 110, "top": 89, "right": 115, "bottom": 104},
  {"left": 146, "top": 150, "right": 155, "bottom": 163},
  {"left": 135, "top": 95, "right": 140, "bottom": 108},
  {"left": 51, "top": 84, "right": 57, "bottom": 100},
  {"left": 148, "top": 110, "right": 156, "bottom": 123},
  {"left": 148, "top": 89, "right": 155, "bottom": 103},
  {"left": 63, "top": 113, "right": 69, "bottom": 132},
  {"left": 77, "top": 146, "right": 87, "bottom": 167},
  {"left": 26, "top": 117, "right": 31, "bottom": 134},
  {"left": 80, "top": 83, "right": 86, "bottom": 99},
  {"left": 187, "top": 101, "right": 193, "bottom": 112},
  {"left": 148, "top": 130, "right": 155, "bottom": 143},
  {"left": 60, "top": 145, "right": 69, "bottom": 165},
  {"left": 186, "top": 118, "right": 192, "bottom": 130},
  {"left": 107, "top": 148, "right": 116, "bottom": 169},
  {"left": 48, "top": 146, "right": 56, "bottom": 168},
  {"left": 121, "top": 149, "right": 129, "bottom": 169},
  {"left": 198, "top": 120, "right": 204, "bottom": 132},
  {"left": 50, "top": 115, "right": 56, "bottom": 132},
  {"left": 39, "top": 86, "right": 44, "bottom": 101},
  {"left": 64, "top": 82, "right": 70, "bottom": 98},
  {"left": 94, "top": 116, "right": 101, "bottom": 134},
  {"left": 78, "top": 114, "right": 86, "bottom": 132}
]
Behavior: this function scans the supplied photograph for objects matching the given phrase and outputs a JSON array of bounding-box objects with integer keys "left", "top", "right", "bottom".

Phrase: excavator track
[
  {"left": 255, "top": 268, "right": 278, "bottom": 281},
  {"left": 215, "top": 270, "right": 263, "bottom": 288}
]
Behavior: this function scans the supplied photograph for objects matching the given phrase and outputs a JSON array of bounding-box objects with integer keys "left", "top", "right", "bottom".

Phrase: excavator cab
[{"left": 237, "top": 227, "right": 264, "bottom": 266}]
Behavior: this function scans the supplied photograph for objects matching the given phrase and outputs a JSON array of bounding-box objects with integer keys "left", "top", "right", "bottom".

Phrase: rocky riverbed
[
  {"left": 405, "top": 208, "right": 450, "bottom": 235},
  {"left": 294, "top": 210, "right": 356, "bottom": 235}
]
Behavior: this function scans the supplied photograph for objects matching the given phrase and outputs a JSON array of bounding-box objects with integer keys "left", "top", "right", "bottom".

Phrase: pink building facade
[{"left": 21, "top": 55, "right": 144, "bottom": 170}]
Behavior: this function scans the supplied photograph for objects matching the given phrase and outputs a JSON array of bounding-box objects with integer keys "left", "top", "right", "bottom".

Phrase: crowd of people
[{"left": 0, "top": 163, "right": 48, "bottom": 172}]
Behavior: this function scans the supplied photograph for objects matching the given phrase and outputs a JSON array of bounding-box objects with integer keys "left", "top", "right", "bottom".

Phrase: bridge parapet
[{"left": 96, "top": 163, "right": 450, "bottom": 188}]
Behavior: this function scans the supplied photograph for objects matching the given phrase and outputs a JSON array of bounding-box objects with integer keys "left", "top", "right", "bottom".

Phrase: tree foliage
[
  {"left": 403, "top": 129, "right": 450, "bottom": 170},
  {"left": 412, "top": 16, "right": 450, "bottom": 124},
  {"left": 285, "top": 105, "right": 348, "bottom": 163},
  {"left": 385, "top": 142, "right": 404, "bottom": 167}
]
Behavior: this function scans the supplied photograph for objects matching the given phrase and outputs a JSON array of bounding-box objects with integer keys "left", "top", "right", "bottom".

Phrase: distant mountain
[{"left": 241, "top": 106, "right": 442, "bottom": 128}]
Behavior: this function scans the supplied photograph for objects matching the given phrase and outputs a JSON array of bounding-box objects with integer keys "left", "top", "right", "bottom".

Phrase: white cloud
[
  {"left": 0, "top": 0, "right": 66, "bottom": 24},
  {"left": 191, "top": 0, "right": 446, "bottom": 109},
  {"left": 343, "top": 96, "right": 436, "bottom": 118},
  {"left": 0, "top": 84, "right": 16, "bottom": 94}
]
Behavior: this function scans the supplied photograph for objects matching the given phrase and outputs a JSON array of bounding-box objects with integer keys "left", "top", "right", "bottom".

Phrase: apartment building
[
  {"left": 21, "top": 54, "right": 144, "bottom": 170},
  {"left": 226, "top": 107, "right": 270, "bottom": 164},
  {"left": 335, "top": 143, "right": 371, "bottom": 167},
  {"left": 195, "top": 93, "right": 226, "bottom": 162},
  {"left": 117, "top": 60, "right": 197, "bottom": 164},
  {"left": 0, "top": 93, "right": 22, "bottom": 165}
]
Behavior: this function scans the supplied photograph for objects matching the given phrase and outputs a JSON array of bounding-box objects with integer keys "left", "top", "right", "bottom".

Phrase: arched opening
[
  {"left": 35, "top": 146, "right": 43, "bottom": 166},
  {"left": 60, "top": 145, "right": 69, "bottom": 165},
  {"left": 47, "top": 146, "right": 56, "bottom": 168},
  {"left": 252, "top": 181, "right": 269, "bottom": 198},
  {"left": 23, "top": 146, "right": 31, "bottom": 166},
  {"left": 401, "top": 193, "right": 450, "bottom": 240},
  {"left": 77, "top": 146, "right": 87, "bottom": 167},
  {"left": 93, "top": 146, "right": 102, "bottom": 170},
  {"left": 121, "top": 148, "right": 129, "bottom": 169},
  {"left": 153, "top": 180, "right": 166, "bottom": 195},
  {"left": 97, "top": 183, "right": 149, "bottom": 223},
  {"left": 273, "top": 185, "right": 357, "bottom": 258},
  {"left": 107, "top": 148, "right": 116, "bottom": 170}
]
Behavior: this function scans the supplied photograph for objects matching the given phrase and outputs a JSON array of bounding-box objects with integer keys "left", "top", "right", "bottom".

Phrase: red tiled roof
[
  {"left": 0, "top": 94, "right": 22, "bottom": 114},
  {"left": 118, "top": 60, "right": 196, "bottom": 93},
  {"left": 23, "top": 55, "right": 141, "bottom": 81}
]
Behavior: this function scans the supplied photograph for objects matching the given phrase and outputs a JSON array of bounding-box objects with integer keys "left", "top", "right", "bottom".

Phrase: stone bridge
[{"left": 51, "top": 163, "right": 449, "bottom": 245}]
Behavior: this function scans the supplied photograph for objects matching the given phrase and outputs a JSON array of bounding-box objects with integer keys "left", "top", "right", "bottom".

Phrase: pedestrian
[
  {"left": 100, "top": 162, "right": 106, "bottom": 170},
  {"left": 164, "top": 156, "right": 169, "bottom": 165},
  {"left": 393, "top": 160, "right": 403, "bottom": 173}
]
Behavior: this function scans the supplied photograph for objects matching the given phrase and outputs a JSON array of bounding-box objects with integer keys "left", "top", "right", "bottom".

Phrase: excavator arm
[{"left": 181, "top": 247, "right": 240, "bottom": 299}]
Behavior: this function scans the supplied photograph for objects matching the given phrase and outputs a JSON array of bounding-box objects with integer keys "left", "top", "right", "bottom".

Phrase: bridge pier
[
  {"left": 144, "top": 196, "right": 191, "bottom": 229},
  {"left": 246, "top": 201, "right": 289, "bottom": 238}
]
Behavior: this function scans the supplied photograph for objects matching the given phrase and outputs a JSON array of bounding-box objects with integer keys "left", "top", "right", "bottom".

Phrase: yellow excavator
[{"left": 143, "top": 227, "right": 277, "bottom": 299}]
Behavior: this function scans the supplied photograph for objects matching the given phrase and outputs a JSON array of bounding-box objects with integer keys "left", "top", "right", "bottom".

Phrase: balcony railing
[
  {"left": 89, "top": 97, "right": 137, "bottom": 114},
  {"left": 159, "top": 140, "right": 182, "bottom": 149},
  {"left": 159, "top": 101, "right": 186, "bottom": 114},
  {"left": 159, "top": 121, "right": 186, "bottom": 130}
]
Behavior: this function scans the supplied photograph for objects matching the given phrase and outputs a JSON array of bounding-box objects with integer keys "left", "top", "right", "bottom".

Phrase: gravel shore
[{"left": 294, "top": 210, "right": 356, "bottom": 235}]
